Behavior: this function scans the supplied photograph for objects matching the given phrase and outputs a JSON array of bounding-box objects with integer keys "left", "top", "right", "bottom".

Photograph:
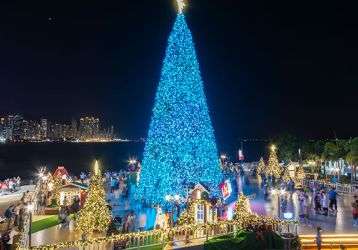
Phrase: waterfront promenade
[{"left": 29, "top": 185, "right": 358, "bottom": 247}]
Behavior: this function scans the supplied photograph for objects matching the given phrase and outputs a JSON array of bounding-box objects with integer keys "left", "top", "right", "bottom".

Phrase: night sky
[{"left": 0, "top": 1, "right": 357, "bottom": 149}]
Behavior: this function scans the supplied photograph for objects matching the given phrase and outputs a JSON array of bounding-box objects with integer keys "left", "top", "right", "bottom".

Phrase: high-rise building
[
  {"left": 71, "top": 119, "right": 77, "bottom": 138},
  {"left": 110, "top": 125, "right": 114, "bottom": 139},
  {"left": 11, "top": 115, "right": 23, "bottom": 141},
  {"left": 63, "top": 124, "right": 71, "bottom": 139},
  {"left": 6, "top": 115, "right": 14, "bottom": 141},
  {"left": 52, "top": 123, "right": 63, "bottom": 140},
  {"left": 79, "top": 116, "right": 100, "bottom": 140},
  {"left": 79, "top": 118, "right": 86, "bottom": 139},
  {"left": 93, "top": 118, "right": 99, "bottom": 138},
  {"left": 40, "top": 119, "right": 48, "bottom": 139},
  {"left": 21, "top": 120, "right": 29, "bottom": 140},
  {"left": 31, "top": 120, "right": 41, "bottom": 140},
  {"left": 0, "top": 117, "right": 6, "bottom": 141}
]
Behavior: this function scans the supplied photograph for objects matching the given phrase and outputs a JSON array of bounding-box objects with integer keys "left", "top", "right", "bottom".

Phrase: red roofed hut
[{"left": 53, "top": 166, "right": 69, "bottom": 179}]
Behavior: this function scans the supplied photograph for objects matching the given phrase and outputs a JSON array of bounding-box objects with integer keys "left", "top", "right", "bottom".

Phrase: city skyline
[{"left": 0, "top": 114, "right": 116, "bottom": 142}]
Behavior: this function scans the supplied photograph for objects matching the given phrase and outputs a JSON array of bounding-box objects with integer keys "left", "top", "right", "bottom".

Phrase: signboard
[
  {"left": 220, "top": 179, "right": 232, "bottom": 201},
  {"left": 219, "top": 178, "right": 238, "bottom": 205}
]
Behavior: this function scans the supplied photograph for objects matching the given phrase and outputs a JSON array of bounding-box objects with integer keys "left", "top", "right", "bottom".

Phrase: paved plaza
[
  {"left": 239, "top": 176, "right": 358, "bottom": 234},
  {"left": 28, "top": 176, "right": 358, "bottom": 247}
]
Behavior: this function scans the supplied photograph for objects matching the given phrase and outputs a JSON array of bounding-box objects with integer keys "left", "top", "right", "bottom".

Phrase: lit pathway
[
  {"left": 261, "top": 191, "right": 358, "bottom": 234},
  {"left": 240, "top": 176, "right": 358, "bottom": 234},
  {"left": 30, "top": 178, "right": 358, "bottom": 247},
  {"left": 297, "top": 194, "right": 358, "bottom": 234},
  {"left": 31, "top": 226, "right": 82, "bottom": 247}
]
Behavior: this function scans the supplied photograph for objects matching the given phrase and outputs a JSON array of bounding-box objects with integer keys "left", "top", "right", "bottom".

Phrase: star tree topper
[{"left": 177, "top": 0, "right": 186, "bottom": 14}]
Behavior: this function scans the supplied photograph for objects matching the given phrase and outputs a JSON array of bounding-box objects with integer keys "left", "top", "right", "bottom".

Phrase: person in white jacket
[{"left": 321, "top": 191, "right": 329, "bottom": 216}]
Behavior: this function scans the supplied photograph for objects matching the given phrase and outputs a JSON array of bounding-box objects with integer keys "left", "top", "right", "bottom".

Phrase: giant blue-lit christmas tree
[{"left": 136, "top": 2, "right": 222, "bottom": 205}]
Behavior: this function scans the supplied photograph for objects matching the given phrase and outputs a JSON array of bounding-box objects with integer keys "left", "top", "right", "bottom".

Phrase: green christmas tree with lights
[
  {"left": 295, "top": 165, "right": 305, "bottom": 185},
  {"left": 265, "top": 145, "right": 281, "bottom": 179},
  {"left": 282, "top": 166, "right": 291, "bottom": 182},
  {"left": 256, "top": 157, "right": 265, "bottom": 176},
  {"left": 76, "top": 161, "right": 111, "bottom": 234}
]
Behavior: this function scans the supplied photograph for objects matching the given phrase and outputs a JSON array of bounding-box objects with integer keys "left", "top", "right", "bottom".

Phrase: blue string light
[{"left": 136, "top": 14, "right": 222, "bottom": 205}]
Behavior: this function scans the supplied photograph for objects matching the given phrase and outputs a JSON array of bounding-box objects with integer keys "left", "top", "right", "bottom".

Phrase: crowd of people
[
  {"left": 0, "top": 190, "right": 32, "bottom": 249},
  {"left": 295, "top": 183, "right": 358, "bottom": 229},
  {"left": 0, "top": 177, "right": 21, "bottom": 194},
  {"left": 106, "top": 171, "right": 131, "bottom": 199},
  {"left": 58, "top": 200, "right": 80, "bottom": 230},
  {"left": 297, "top": 187, "right": 335, "bottom": 225},
  {"left": 105, "top": 170, "right": 139, "bottom": 233}
]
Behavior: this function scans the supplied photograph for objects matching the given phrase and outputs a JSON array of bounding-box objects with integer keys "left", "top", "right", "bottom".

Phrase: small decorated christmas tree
[
  {"left": 49, "top": 175, "right": 63, "bottom": 206},
  {"left": 256, "top": 157, "right": 265, "bottom": 176},
  {"left": 257, "top": 174, "right": 262, "bottom": 185},
  {"left": 233, "top": 193, "right": 285, "bottom": 231},
  {"left": 177, "top": 201, "right": 195, "bottom": 225},
  {"left": 233, "top": 193, "right": 251, "bottom": 221},
  {"left": 281, "top": 166, "right": 291, "bottom": 182},
  {"left": 295, "top": 165, "right": 305, "bottom": 185},
  {"left": 266, "top": 145, "right": 281, "bottom": 179},
  {"left": 76, "top": 160, "right": 111, "bottom": 234}
]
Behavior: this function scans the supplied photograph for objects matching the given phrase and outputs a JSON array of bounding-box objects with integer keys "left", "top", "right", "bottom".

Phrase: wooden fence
[{"left": 23, "top": 220, "right": 298, "bottom": 250}]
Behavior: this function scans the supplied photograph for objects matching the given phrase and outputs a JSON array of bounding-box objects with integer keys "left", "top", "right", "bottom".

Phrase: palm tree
[
  {"left": 302, "top": 140, "right": 324, "bottom": 176},
  {"left": 346, "top": 137, "right": 358, "bottom": 183},
  {"left": 306, "top": 153, "right": 321, "bottom": 174},
  {"left": 322, "top": 140, "right": 348, "bottom": 182}
]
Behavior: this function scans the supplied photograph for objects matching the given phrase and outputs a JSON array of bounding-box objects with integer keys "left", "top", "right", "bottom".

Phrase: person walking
[
  {"left": 303, "top": 193, "right": 310, "bottom": 224},
  {"left": 127, "top": 212, "right": 135, "bottom": 232},
  {"left": 299, "top": 193, "right": 309, "bottom": 225},
  {"left": 315, "top": 226, "right": 322, "bottom": 250},
  {"left": 3, "top": 227, "right": 19, "bottom": 250},
  {"left": 314, "top": 191, "right": 322, "bottom": 214},
  {"left": 321, "top": 191, "right": 329, "bottom": 216},
  {"left": 58, "top": 206, "right": 67, "bottom": 229},
  {"left": 4, "top": 205, "right": 14, "bottom": 230},
  {"left": 328, "top": 187, "right": 338, "bottom": 213},
  {"left": 138, "top": 211, "right": 147, "bottom": 232}
]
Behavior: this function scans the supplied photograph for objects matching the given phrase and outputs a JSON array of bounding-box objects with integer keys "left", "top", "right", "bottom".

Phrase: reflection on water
[{"left": 0, "top": 142, "right": 143, "bottom": 179}]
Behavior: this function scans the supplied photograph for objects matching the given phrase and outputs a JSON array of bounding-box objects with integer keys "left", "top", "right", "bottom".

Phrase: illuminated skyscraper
[
  {"left": 40, "top": 119, "right": 48, "bottom": 139},
  {"left": 11, "top": 115, "right": 23, "bottom": 141},
  {"left": 79, "top": 116, "right": 100, "bottom": 140},
  {"left": 71, "top": 119, "right": 77, "bottom": 138}
]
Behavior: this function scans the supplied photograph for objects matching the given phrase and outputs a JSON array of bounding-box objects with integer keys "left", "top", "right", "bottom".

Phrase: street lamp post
[
  {"left": 128, "top": 158, "right": 137, "bottom": 165},
  {"left": 220, "top": 154, "right": 227, "bottom": 169}
]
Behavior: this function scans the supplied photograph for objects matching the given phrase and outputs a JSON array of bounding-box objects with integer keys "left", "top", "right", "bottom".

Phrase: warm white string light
[{"left": 177, "top": 0, "right": 186, "bottom": 14}]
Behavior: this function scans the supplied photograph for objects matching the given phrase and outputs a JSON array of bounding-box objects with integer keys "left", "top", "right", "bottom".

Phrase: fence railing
[
  {"left": 303, "top": 179, "right": 358, "bottom": 194},
  {"left": 25, "top": 220, "right": 297, "bottom": 250}
]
